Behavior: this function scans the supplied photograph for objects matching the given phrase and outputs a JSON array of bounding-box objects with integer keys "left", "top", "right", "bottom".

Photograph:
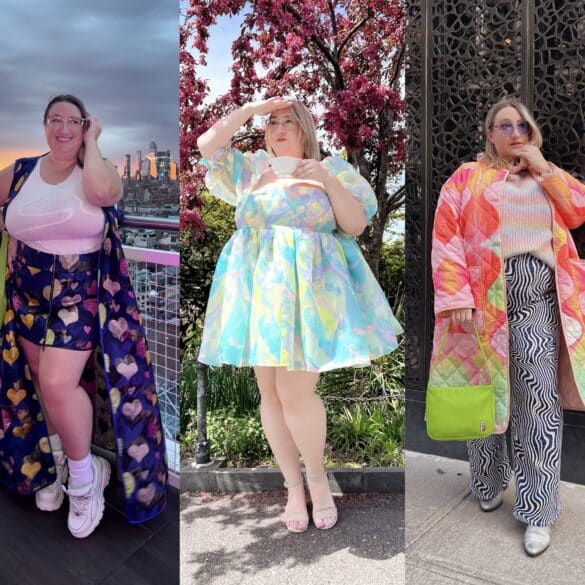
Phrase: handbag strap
[{"left": 434, "top": 319, "right": 492, "bottom": 383}]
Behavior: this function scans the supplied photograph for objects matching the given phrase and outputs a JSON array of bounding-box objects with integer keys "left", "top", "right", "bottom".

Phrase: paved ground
[
  {"left": 181, "top": 490, "right": 404, "bottom": 584},
  {"left": 406, "top": 451, "right": 585, "bottom": 585},
  {"left": 0, "top": 481, "right": 179, "bottom": 585}
]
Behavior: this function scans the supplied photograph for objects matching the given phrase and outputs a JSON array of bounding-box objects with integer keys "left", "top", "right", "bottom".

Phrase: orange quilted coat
[{"left": 430, "top": 161, "right": 585, "bottom": 433}]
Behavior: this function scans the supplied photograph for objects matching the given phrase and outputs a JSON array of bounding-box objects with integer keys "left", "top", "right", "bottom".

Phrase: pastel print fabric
[{"left": 198, "top": 147, "right": 402, "bottom": 372}]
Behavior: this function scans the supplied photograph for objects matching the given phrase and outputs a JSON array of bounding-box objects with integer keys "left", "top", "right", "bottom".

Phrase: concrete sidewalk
[
  {"left": 181, "top": 490, "right": 404, "bottom": 584},
  {"left": 406, "top": 451, "right": 585, "bottom": 585}
]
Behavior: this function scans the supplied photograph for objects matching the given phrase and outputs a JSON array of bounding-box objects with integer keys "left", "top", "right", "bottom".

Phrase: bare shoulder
[{"left": 0, "top": 163, "right": 15, "bottom": 205}]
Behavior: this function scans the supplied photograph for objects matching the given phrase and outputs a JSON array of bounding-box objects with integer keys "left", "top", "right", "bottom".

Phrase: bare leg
[
  {"left": 36, "top": 346, "right": 93, "bottom": 460},
  {"left": 254, "top": 366, "right": 307, "bottom": 531},
  {"left": 20, "top": 337, "right": 57, "bottom": 435},
  {"left": 275, "top": 370, "right": 336, "bottom": 529}
]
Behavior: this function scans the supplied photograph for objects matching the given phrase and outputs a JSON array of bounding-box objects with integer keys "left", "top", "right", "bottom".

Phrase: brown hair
[
  {"left": 44, "top": 94, "right": 89, "bottom": 166},
  {"left": 481, "top": 97, "right": 543, "bottom": 168},
  {"left": 266, "top": 101, "right": 321, "bottom": 160}
]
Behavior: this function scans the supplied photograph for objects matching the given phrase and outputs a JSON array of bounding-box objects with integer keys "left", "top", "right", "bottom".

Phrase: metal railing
[{"left": 121, "top": 215, "right": 180, "bottom": 484}]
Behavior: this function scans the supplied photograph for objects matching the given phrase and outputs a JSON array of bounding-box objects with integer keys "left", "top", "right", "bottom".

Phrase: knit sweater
[{"left": 500, "top": 171, "right": 555, "bottom": 268}]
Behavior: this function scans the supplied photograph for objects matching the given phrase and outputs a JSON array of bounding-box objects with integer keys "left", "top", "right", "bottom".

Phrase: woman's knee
[
  {"left": 275, "top": 371, "right": 320, "bottom": 411},
  {"left": 38, "top": 371, "right": 83, "bottom": 407},
  {"left": 277, "top": 386, "right": 320, "bottom": 413},
  {"left": 259, "top": 385, "right": 282, "bottom": 408}
]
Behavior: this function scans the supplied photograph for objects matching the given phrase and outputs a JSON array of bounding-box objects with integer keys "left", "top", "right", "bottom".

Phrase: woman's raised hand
[
  {"left": 509, "top": 145, "right": 550, "bottom": 176},
  {"left": 198, "top": 97, "right": 291, "bottom": 159},
  {"left": 247, "top": 97, "right": 292, "bottom": 117},
  {"left": 83, "top": 116, "right": 102, "bottom": 144}
]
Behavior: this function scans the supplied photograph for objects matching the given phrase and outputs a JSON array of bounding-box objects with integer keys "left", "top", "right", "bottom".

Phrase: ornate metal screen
[{"left": 405, "top": 0, "right": 585, "bottom": 478}]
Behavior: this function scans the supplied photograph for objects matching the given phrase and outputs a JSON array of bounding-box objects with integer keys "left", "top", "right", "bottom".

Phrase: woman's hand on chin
[{"left": 507, "top": 145, "right": 550, "bottom": 176}]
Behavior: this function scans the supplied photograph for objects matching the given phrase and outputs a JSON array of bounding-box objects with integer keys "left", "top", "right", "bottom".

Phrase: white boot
[
  {"left": 523, "top": 525, "right": 551, "bottom": 557},
  {"left": 479, "top": 491, "right": 503, "bottom": 512}
]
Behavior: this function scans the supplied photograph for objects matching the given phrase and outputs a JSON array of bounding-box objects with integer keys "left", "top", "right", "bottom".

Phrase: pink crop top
[{"left": 5, "top": 161, "right": 105, "bottom": 254}]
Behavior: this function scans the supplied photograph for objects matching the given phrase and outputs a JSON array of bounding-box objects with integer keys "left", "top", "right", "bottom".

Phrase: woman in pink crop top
[{"left": 0, "top": 94, "right": 123, "bottom": 538}]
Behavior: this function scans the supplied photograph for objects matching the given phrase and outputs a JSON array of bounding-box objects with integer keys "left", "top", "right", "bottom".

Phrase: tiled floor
[{"left": 0, "top": 479, "right": 179, "bottom": 585}]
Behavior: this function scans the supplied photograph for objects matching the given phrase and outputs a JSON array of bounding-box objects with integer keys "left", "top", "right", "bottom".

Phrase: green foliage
[
  {"left": 206, "top": 407, "right": 271, "bottom": 467},
  {"left": 327, "top": 401, "right": 404, "bottom": 467},
  {"left": 317, "top": 338, "right": 405, "bottom": 406},
  {"left": 378, "top": 238, "right": 405, "bottom": 310},
  {"left": 180, "top": 348, "right": 406, "bottom": 468},
  {"left": 205, "top": 365, "right": 259, "bottom": 415},
  {"left": 180, "top": 351, "right": 199, "bottom": 436},
  {"left": 180, "top": 192, "right": 235, "bottom": 349}
]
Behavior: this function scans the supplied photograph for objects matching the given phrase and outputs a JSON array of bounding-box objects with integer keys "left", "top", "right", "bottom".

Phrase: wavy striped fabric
[{"left": 468, "top": 255, "right": 562, "bottom": 527}]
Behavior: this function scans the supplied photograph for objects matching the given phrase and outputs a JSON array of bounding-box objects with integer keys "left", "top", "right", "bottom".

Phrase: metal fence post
[{"left": 195, "top": 361, "right": 211, "bottom": 464}]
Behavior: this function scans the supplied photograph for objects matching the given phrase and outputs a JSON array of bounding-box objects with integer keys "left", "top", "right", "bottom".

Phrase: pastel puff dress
[{"left": 197, "top": 147, "right": 403, "bottom": 372}]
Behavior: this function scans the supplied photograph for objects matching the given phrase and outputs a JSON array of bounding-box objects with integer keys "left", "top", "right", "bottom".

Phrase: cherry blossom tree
[{"left": 180, "top": 0, "right": 405, "bottom": 273}]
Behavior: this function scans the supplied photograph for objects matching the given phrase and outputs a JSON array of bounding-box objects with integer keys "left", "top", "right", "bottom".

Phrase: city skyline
[
  {"left": 118, "top": 139, "right": 178, "bottom": 181},
  {"left": 0, "top": 0, "right": 178, "bottom": 170}
]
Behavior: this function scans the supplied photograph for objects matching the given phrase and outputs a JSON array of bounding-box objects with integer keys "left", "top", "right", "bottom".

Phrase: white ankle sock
[
  {"left": 68, "top": 454, "right": 94, "bottom": 489},
  {"left": 49, "top": 434, "right": 63, "bottom": 452}
]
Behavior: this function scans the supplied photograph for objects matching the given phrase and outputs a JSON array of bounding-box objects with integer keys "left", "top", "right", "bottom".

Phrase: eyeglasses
[
  {"left": 267, "top": 118, "right": 298, "bottom": 131},
  {"left": 46, "top": 115, "right": 85, "bottom": 128},
  {"left": 491, "top": 120, "right": 531, "bottom": 136}
]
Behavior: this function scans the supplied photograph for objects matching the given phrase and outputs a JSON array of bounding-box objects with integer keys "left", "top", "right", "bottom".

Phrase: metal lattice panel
[
  {"left": 406, "top": 0, "right": 585, "bottom": 396},
  {"left": 404, "top": 0, "right": 425, "bottom": 392}
]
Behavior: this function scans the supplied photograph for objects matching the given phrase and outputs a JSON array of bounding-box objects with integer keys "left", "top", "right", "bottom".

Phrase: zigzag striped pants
[{"left": 467, "top": 254, "right": 562, "bottom": 527}]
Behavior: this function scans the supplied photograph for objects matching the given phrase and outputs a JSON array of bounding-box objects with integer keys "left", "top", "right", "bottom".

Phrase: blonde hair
[
  {"left": 265, "top": 101, "right": 321, "bottom": 160},
  {"left": 481, "top": 97, "right": 543, "bottom": 168}
]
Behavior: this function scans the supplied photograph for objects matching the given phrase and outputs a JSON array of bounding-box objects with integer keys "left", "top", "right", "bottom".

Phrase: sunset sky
[{"left": 0, "top": 0, "right": 178, "bottom": 172}]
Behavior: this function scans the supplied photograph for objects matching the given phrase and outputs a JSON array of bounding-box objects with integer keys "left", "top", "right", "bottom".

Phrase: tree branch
[
  {"left": 388, "top": 43, "right": 405, "bottom": 88},
  {"left": 337, "top": 11, "right": 372, "bottom": 59},
  {"left": 283, "top": 3, "right": 346, "bottom": 91},
  {"left": 328, "top": 0, "right": 338, "bottom": 41}
]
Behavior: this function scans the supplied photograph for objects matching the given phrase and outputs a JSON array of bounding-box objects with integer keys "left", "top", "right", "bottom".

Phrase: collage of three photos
[{"left": 1, "top": 1, "right": 584, "bottom": 584}]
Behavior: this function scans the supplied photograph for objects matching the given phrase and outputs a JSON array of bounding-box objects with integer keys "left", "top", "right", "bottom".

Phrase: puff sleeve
[
  {"left": 321, "top": 156, "right": 378, "bottom": 222},
  {"left": 200, "top": 147, "right": 270, "bottom": 206}
]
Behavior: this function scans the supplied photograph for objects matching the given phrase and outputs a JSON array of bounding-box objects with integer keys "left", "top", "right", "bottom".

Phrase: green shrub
[
  {"left": 180, "top": 353, "right": 199, "bottom": 436},
  {"left": 327, "top": 401, "right": 404, "bottom": 467},
  {"left": 206, "top": 366, "right": 259, "bottom": 415},
  {"left": 207, "top": 407, "right": 271, "bottom": 466}
]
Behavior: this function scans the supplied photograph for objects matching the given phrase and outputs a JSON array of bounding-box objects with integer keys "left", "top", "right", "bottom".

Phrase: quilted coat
[{"left": 430, "top": 161, "right": 585, "bottom": 433}]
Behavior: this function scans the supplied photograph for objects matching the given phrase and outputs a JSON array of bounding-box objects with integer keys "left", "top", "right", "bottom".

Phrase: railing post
[{"left": 195, "top": 361, "right": 211, "bottom": 465}]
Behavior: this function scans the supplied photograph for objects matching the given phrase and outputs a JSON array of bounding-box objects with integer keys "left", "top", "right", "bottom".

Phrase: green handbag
[
  {"left": 425, "top": 323, "right": 495, "bottom": 441},
  {"left": 0, "top": 231, "right": 8, "bottom": 326}
]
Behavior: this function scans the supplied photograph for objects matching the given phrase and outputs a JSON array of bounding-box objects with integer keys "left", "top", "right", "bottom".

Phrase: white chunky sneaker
[
  {"left": 479, "top": 491, "right": 503, "bottom": 512},
  {"left": 65, "top": 455, "right": 111, "bottom": 539},
  {"left": 35, "top": 450, "right": 68, "bottom": 511},
  {"left": 524, "top": 525, "right": 551, "bottom": 557}
]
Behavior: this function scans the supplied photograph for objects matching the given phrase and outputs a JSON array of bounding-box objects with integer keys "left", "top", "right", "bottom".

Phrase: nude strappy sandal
[
  {"left": 281, "top": 478, "right": 309, "bottom": 533},
  {"left": 307, "top": 472, "right": 338, "bottom": 530}
]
